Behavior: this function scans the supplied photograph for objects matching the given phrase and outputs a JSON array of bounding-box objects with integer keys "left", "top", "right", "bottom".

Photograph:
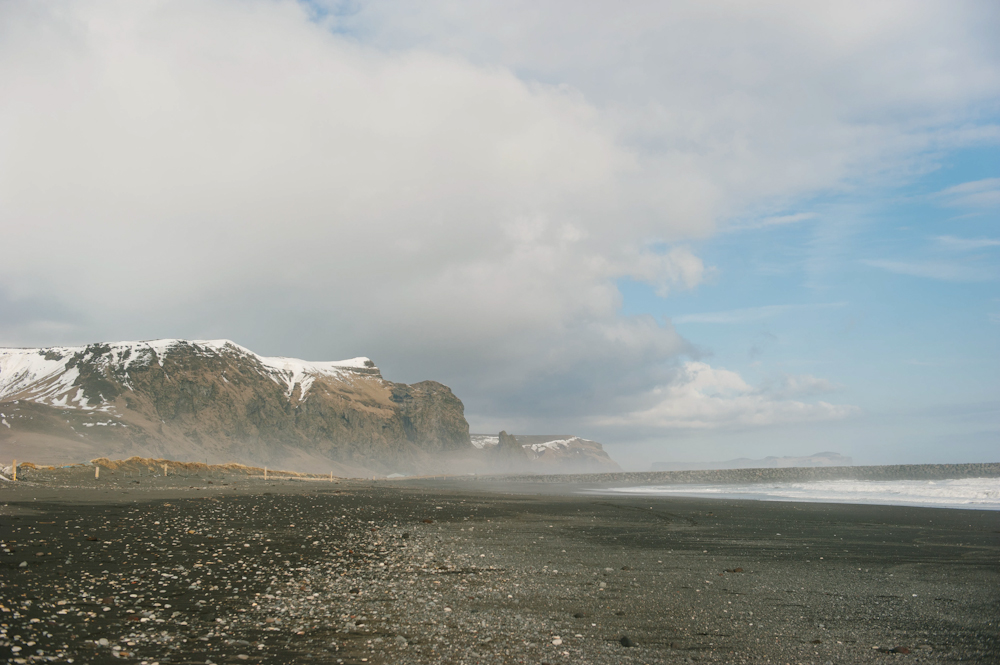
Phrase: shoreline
[
  {"left": 5, "top": 460, "right": 999, "bottom": 487},
  {"left": 453, "top": 461, "right": 1000, "bottom": 487},
  {"left": 1, "top": 477, "right": 998, "bottom": 663}
]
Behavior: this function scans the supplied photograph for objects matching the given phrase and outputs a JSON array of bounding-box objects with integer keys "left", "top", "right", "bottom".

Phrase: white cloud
[
  {"left": 333, "top": 0, "right": 1000, "bottom": 202},
  {"left": 760, "top": 373, "right": 842, "bottom": 400},
  {"left": 628, "top": 247, "right": 708, "bottom": 297},
  {"left": 935, "top": 178, "right": 1000, "bottom": 209},
  {"left": 0, "top": 0, "right": 996, "bottom": 432},
  {"left": 595, "top": 362, "right": 858, "bottom": 430}
]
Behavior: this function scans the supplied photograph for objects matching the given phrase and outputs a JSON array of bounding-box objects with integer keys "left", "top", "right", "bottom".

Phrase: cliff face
[
  {"left": 0, "top": 340, "right": 471, "bottom": 475},
  {"left": 473, "top": 433, "right": 622, "bottom": 474},
  {"left": 514, "top": 435, "right": 622, "bottom": 473},
  {"left": 488, "top": 430, "right": 532, "bottom": 473}
]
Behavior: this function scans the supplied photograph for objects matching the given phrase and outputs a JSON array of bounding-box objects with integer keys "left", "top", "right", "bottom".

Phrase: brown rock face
[
  {"left": 0, "top": 340, "right": 471, "bottom": 475},
  {"left": 489, "top": 430, "right": 532, "bottom": 473},
  {"left": 474, "top": 432, "right": 622, "bottom": 474},
  {"left": 513, "top": 434, "right": 622, "bottom": 473}
]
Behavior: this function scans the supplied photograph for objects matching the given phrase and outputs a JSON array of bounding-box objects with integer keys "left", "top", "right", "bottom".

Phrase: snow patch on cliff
[
  {"left": 0, "top": 339, "right": 376, "bottom": 405},
  {"left": 470, "top": 434, "right": 499, "bottom": 449},
  {"left": 523, "top": 437, "right": 583, "bottom": 453}
]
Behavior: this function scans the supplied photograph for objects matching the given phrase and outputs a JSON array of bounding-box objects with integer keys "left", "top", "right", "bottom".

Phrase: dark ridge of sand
[{"left": 1, "top": 474, "right": 998, "bottom": 664}]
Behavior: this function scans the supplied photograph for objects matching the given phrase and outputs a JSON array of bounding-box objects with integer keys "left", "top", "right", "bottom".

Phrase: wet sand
[{"left": 1, "top": 473, "right": 998, "bottom": 664}]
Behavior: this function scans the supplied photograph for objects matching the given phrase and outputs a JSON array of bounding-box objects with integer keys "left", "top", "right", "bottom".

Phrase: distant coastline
[
  {"left": 462, "top": 461, "right": 1000, "bottom": 485},
  {"left": 650, "top": 451, "right": 852, "bottom": 471}
]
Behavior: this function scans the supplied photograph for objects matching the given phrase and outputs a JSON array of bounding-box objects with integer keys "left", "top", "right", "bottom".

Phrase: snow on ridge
[
  {"left": 468, "top": 434, "right": 594, "bottom": 452},
  {"left": 0, "top": 339, "right": 377, "bottom": 404},
  {"left": 524, "top": 436, "right": 583, "bottom": 453},
  {"left": 470, "top": 434, "right": 499, "bottom": 449},
  {"left": 215, "top": 342, "right": 376, "bottom": 399}
]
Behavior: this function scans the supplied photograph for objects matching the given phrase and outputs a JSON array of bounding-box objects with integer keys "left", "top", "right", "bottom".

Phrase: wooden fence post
[
  {"left": 11, "top": 460, "right": 15, "bottom": 482},
  {"left": 95, "top": 465, "right": 100, "bottom": 479}
]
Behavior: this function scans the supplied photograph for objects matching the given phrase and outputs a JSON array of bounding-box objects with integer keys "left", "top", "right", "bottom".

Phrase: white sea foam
[{"left": 599, "top": 478, "right": 1000, "bottom": 510}]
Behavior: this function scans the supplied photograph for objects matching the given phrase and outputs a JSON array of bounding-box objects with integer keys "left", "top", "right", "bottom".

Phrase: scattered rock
[{"left": 620, "top": 636, "right": 636, "bottom": 647}]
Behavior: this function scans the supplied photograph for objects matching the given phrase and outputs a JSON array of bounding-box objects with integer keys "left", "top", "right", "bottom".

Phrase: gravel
[{"left": 1, "top": 475, "right": 998, "bottom": 663}]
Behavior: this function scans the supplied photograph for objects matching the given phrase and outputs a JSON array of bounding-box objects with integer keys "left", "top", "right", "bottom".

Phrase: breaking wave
[{"left": 601, "top": 477, "right": 1000, "bottom": 510}]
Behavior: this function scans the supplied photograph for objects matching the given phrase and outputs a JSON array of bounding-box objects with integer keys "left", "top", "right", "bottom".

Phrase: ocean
[{"left": 596, "top": 477, "right": 1000, "bottom": 510}]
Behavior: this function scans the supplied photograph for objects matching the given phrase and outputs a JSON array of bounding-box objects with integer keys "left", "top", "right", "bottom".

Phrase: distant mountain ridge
[
  {"left": 0, "top": 339, "right": 471, "bottom": 475},
  {"left": 651, "top": 451, "right": 853, "bottom": 472},
  {"left": 472, "top": 433, "right": 621, "bottom": 473},
  {"left": 0, "top": 339, "right": 624, "bottom": 476}
]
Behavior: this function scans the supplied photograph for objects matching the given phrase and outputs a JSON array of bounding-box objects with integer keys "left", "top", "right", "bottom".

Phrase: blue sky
[
  {"left": 617, "top": 143, "right": 1000, "bottom": 463},
  {"left": 1, "top": 0, "right": 997, "bottom": 467}
]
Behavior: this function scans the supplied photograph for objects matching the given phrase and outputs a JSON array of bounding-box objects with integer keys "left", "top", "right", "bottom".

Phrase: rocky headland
[
  {"left": 0, "top": 340, "right": 472, "bottom": 477},
  {"left": 0, "top": 340, "right": 623, "bottom": 478}
]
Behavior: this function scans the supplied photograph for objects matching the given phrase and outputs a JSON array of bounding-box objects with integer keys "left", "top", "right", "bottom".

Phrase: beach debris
[
  {"left": 619, "top": 635, "right": 636, "bottom": 647},
  {"left": 725, "top": 567, "right": 744, "bottom": 573},
  {"left": 890, "top": 646, "right": 911, "bottom": 654}
]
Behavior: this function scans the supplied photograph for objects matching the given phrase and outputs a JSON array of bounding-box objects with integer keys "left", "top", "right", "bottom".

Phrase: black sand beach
[{"left": 2, "top": 471, "right": 998, "bottom": 664}]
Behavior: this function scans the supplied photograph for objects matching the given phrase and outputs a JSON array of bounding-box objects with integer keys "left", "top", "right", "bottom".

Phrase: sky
[{"left": 1, "top": 0, "right": 998, "bottom": 468}]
